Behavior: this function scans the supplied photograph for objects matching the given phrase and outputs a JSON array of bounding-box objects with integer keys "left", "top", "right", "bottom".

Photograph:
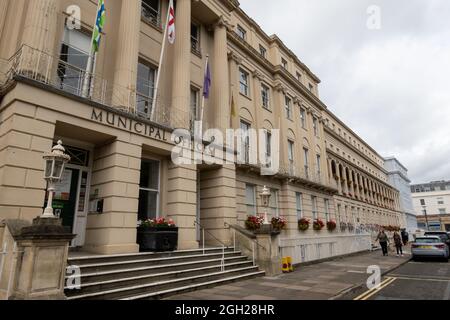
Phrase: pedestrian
[
  {"left": 393, "top": 231, "right": 403, "bottom": 257},
  {"left": 376, "top": 229, "right": 390, "bottom": 256},
  {"left": 401, "top": 229, "right": 409, "bottom": 246}
]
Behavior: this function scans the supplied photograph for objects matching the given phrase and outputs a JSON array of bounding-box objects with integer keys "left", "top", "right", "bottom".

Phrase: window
[
  {"left": 281, "top": 58, "right": 288, "bottom": 70},
  {"left": 191, "top": 23, "right": 200, "bottom": 53},
  {"left": 316, "top": 154, "right": 321, "bottom": 178},
  {"left": 141, "top": 0, "right": 161, "bottom": 26},
  {"left": 190, "top": 88, "right": 199, "bottom": 132},
  {"left": 420, "top": 199, "right": 426, "bottom": 206},
  {"left": 288, "top": 140, "right": 295, "bottom": 174},
  {"left": 137, "top": 61, "right": 157, "bottom": 118},
  {"left": 285, "top": 95, "right": 292, "bottom": 120},
  {"left": 138, "top": 159, "right": 160, "bottom": 221},
  {"left": 269, "top": 189, "right": 279, "bottom": 218},
  {"left": 240, "top": 120, "right": 251, "bottom": 163},
  {"left": 58, "top": 27, "right": 91, "bottom": 95},
  {"left": 439, "top": 209, "right": 446, "bottom": 215},
  {"left": 245, "top": 184, "right": 257, "bottom": 216},
  {"left": 259, "top": 45, "right": 267, "bottom": 58},
  {"left": 311, "top": 196, "right": 318, "bottom": 219},
  {"left": 264, "top": 130, "right": 272, "bottom": 166},
  {"left": 324, "top": 199, "right": 330, "bottom": 221},
  {"left": 437, "top": 198, "right": 445, "bottom": 205},
  {"left": 236, "top": 25, "right": 246, "bottom": 40},
  {"left": 300, "top": 108, "right": 306, "bottom": 129},
  {"left": 313, "top": 117, "right": 319, "bottom": 136},
  {"left": 239, "top": 69, "right": 249, "bottom": 96},
  {"left": 296, "top": 193, "right": 303, "bottom": 220},
  {"left": 261, "top": 84, "right": 270, "bottom": 109},
  {"left": 296, "top": 71, "right": 302, "bottom": 82},
  {"left": 303, "top": 148, "right": 309, "bottom": 178}
]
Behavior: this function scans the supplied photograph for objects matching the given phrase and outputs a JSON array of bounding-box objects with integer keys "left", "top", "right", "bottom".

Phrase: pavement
[{"left": 166, "top": 247, "right": 411, "bottom": 300}]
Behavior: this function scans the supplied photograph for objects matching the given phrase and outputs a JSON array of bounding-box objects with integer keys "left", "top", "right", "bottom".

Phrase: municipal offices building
[{"left": 0, "top": 0, "right": 402, "bottom": 262}]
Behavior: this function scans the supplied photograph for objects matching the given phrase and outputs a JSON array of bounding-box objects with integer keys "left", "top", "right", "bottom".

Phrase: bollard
[
  {"left": 282, "top": 257, "right": 290, "bottom": 273},
  {"left": 287, "top": 256, "right": 294, "bottom": 272}
]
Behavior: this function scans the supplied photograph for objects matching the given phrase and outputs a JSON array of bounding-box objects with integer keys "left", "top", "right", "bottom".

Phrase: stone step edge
[
  {"left": 68, "top": 251, "right": 242, "bottom": 269},
  {"left": 68, "top": 247, "right": 235, "bottom": 262},
  {"left": 67, "top": 267, "right": 260, "bottom": 300},
  {"left": 121, "top": 271, "right": 266, "bottom": 301},
  {"left": 64, "top": 261, "right": 255, "bottom": 290},
  {"left": 65, "top": 256, "right": 250, "bottom": 280}
]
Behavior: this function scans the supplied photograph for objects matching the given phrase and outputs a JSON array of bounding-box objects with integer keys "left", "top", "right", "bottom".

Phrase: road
[{"left": 341, "top": 258, "right": 450, "bottom": 300}]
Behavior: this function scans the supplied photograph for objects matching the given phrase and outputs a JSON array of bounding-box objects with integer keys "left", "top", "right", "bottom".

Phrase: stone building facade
[{"left": 0, "top": 0, "right": 401, "bottom": 262}]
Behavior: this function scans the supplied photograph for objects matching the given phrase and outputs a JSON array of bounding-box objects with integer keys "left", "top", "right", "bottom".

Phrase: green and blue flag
[{"left": 92, "top": 0, "right": 106, "bottom": 53}]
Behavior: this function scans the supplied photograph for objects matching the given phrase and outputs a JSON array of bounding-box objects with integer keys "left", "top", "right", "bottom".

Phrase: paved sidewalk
[{"left": 166, "top": 248, "right": 411, "bottom": 300}]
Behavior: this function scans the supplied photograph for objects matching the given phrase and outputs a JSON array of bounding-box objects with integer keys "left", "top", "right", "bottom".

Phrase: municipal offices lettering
[{"left": 91, "top": 108, "right": 169, "bottom": 142}]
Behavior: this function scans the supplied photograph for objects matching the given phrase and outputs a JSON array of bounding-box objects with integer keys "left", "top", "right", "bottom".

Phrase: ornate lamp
[
  {"left": 42, "top": 140, "right": 71, "bottom": 218},
  {"left": 260, "top": 185, "right": 271, "bottom": 225}
]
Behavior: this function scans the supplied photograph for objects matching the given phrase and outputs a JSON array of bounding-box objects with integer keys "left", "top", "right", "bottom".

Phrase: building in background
[
  {"left": 384, "top": 157, "right": 417, "bottom": 237},
  {"left": 412, "top": 181, "right": 450, "bottom": 231}
]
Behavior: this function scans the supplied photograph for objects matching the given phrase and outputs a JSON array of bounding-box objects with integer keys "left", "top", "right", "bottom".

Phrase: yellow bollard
[
  {"left": 282, "top": 257, "right": 290, "bottom": 273},
  {"left": 287, "top": 256, "right": 294, "bottom": 272}
]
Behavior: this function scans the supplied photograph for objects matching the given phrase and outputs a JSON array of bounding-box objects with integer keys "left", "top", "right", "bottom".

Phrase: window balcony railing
[
  {"left": 191, "top": 37, "right": 201, "bottom": 56},
  {"left": 141, "top": 2, "right": 161, "bottom": 28},
  {"left": 1, "top": 45, "right": 191, "bottom": 130}
]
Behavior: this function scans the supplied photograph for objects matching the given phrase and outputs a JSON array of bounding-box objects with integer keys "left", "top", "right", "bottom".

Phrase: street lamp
[
  {"left": 42, "top": 140, "right": 71, "bottom": 218},
  {"left": 422, "top": 205, "right": 429, "bottom": 231},
  {"left": 260, "top": 186, "right": 271, "bottom": 225}
]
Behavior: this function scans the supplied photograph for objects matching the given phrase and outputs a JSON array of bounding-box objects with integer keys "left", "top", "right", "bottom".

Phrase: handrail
[
  {"left": 194, "top": 219, "right": 230, "bottom": 249},
  {"left": 194, "top": 219, "right": 228, "bottom": 272},
  {"left": 224, "top": 222, "right": 267, "bottom": 252}
]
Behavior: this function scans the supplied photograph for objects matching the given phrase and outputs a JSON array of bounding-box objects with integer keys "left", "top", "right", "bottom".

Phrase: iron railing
[
  {"left": 0, "top": 45, "right": 192, "bottom": 130},
  {"left": 141, "top": 2, "right": 161, "bottom": 28}
]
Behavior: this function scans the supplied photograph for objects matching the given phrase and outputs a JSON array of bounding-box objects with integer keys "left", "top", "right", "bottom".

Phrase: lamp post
[
  {"left": 42, "top": 140, "right": 71, "bottom": 218},
  {"left": 260, "top": 186, "right": 271, "bottom": 225},
  {"left": 422, "top": 205, "right": 429, "bottom": 231}
]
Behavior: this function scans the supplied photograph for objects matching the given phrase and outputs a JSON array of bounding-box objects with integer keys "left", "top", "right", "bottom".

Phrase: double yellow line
[{"left": 354, "top": 277, "right": 397, "bottom": 300}]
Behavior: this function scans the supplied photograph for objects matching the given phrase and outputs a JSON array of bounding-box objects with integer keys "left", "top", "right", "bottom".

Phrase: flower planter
[{"left": 137, "top": 227, "right": 179, "bottom": 252}]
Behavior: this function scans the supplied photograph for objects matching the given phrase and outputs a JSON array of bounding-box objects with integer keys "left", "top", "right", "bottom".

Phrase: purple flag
[{"left": 203, "top": 61, "right": 211, "bottom": 99}]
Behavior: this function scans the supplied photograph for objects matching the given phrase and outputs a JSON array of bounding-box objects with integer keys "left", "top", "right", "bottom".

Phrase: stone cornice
[{"left": 227, "top": 50, "right": 242, "bottom": 65}]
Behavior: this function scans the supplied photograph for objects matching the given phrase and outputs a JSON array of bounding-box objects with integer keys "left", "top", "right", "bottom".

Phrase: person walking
[
  {"left": 376, "top": 229, "right": 390, "bottom": 256},
  {"left": 401, "top": 230, "right": 409, "bottom": 246},
  {"left": 394, "top": 231, "right": 404, "bottom": 257}
]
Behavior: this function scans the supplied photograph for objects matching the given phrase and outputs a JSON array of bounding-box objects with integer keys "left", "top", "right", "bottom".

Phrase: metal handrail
[{"left": 194, "top": 219, "right": 228, "bottom": 272}]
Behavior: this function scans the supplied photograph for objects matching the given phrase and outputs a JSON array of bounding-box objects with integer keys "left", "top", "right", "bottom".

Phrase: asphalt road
[{"left": 343, "top": 258, "right": 450, "bottom": 300}]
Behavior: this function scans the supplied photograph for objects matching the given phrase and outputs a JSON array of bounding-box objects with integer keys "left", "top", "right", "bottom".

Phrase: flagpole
[
  {"left": 150, "top": 1, "right": 172, "bottom": 122},
  {"left": 82, "top": 0, "right": 102, "bottom": 98},
  {"left": 199, "top": 54, "right": 209, "bottom": 137}
]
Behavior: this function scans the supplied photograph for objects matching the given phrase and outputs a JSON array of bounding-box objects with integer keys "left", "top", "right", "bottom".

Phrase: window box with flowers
[
  {"left": 340, "top": 222, "right": 348, "bottom": 232},
  {"left": 327, "top": 220, "right": 337, "bottom": 232},
  {"left": 137, "top": 217, "right": 178, "bottom": 252},
  {"left": 313, "top": 218, "right": 325, "bottom": 231},
  {"left": 298, "top": 218, "right": 310, "bottom": 231}
]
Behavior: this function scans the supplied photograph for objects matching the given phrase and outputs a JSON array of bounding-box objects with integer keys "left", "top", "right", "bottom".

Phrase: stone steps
[{"left": 65, "top": 247, "right": 264, "bottom": 300}]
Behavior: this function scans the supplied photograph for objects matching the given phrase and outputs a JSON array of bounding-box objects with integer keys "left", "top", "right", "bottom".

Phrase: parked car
[
  {"left": 424, "top": 231, "right": 450, "bottom": 247},
  {"left": 412, "top": 236, "right": 449, "bottom": 261}
]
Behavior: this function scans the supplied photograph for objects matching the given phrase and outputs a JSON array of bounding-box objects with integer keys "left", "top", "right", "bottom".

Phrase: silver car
[{"left": 412, "top": 236, "right": 449, "bottom": 261}]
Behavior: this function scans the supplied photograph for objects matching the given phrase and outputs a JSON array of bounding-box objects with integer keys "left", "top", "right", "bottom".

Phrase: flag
[
  {"left": 92, "top": 0, "right": 106, "bottom": 53},
  {"left": 231, "top": 94, "right": 237, "bottom": 117},
  {"left": 203, "top": 59, "right": 211, "bottom": 99},
  {"left": 167, "top": 0, "right": 176, "bottom": 44}
]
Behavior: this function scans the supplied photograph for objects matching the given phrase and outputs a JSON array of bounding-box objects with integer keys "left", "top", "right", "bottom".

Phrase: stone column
[
  {"left": 167, "top": 163, "right": 198, "bottom": 250},
  {"left": 0, "top": 0, "right": 8, "bottom": 43},
  {"left": 336, "top": 163, "right": 343, "bottom": 195},
  {"left": 20, "top": 0, "right": 58, "bottom": 80},
  {"left": 85, "top": 139, "right": 142, "bottom": 255},
  {"left": 213, "top": 17, "right": 231, "bottom": 133},
  {"left": 112, "top": 0, "right": 142, "bottom": 111},
  {"left": 171, "top": 0, "right": 191, "bottom": 129}
]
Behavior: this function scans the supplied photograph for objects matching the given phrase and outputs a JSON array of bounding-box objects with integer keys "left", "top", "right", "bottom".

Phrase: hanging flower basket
[
  {"left": 313, "top": 218, "right": 325, "bottom": 231},
  {"left": 298, "top": 218, "right": 310, "bottom": 231},
  {"left": 272, "top": 216, "right": 287, "bottom": 231},
  {"left": 327, "top": 220, "right": 337, "bottom": 231}
]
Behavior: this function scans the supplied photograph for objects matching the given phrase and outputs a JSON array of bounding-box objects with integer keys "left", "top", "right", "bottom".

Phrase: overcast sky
[{"left": 239, "top": 0, "right": 450, "bottom": 184}]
